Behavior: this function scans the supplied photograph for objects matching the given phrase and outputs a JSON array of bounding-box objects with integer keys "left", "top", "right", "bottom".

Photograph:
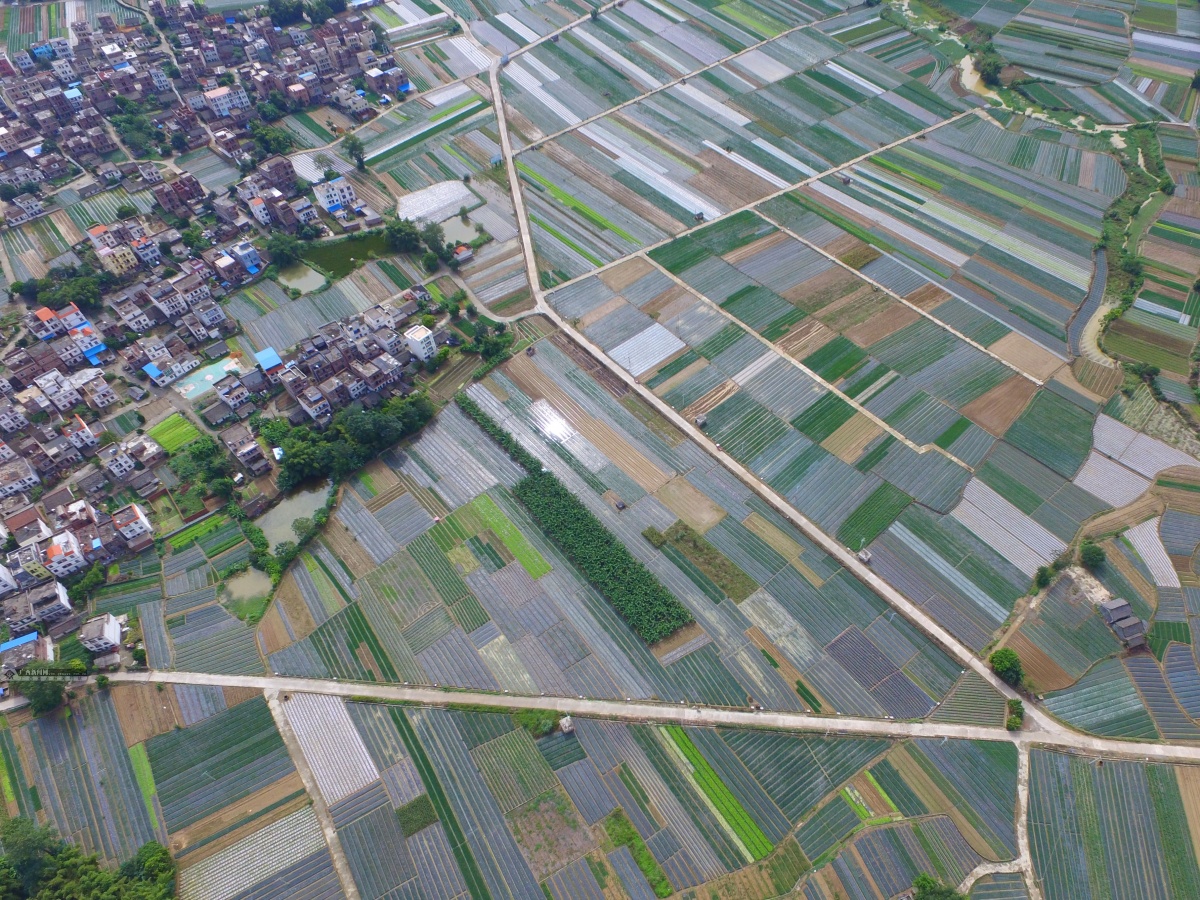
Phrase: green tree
[
  {"left": 342, "top": 133, "right": 365, "bottom": 169},
  {"left": 989, "top": 647, "right": 1024, "bottom": 688},
  {"left": 420, "top": 221, "right": 446, "bottom": 258},
  {"left": 1, "top": 818, "right": 61, "bottom": 894},
  {"left": 421, "top": 251, "right": 439, "bottom": 273},
  {"left": 266, "top": 233, "right": 303, "bottom": 266},
  {"left": 292, "top": 516, "right": 313, "bottom": 540},
  {"left": 114, "top": 204, "right": 137, "bottom": 219},
  {"left": 913, "top": 874, "right": 966, "bottom": 900},
  {"left": 1033, "top": 566, "right": 1052, "bottom": 590},
  {"left": 385, "top": 218, "right": 422, "bottom": 253},
  {"left": 976, "top": 52, "right": 1003, "bottom": 87},
  {"left": 1080, "top": 540, "right": 1106, "bottom": 571}
]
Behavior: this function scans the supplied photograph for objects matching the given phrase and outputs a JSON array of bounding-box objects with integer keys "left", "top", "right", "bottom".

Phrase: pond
[
  {"left": 441, "top": 217, "right": 477, "bottom": 246},
  {"left": 253, "top": 479, "right": 331, "bottom": 551},
  {"left": 301, "top": 232, "right": 393, "bottom": 279},
  {"left": 276, "top": 263, "right": 326, "bottom": 294},
  {"left": 223, "top": 567, "right": 273, "bottom": 602}
]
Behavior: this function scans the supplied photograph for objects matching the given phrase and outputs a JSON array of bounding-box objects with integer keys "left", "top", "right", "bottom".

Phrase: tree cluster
[
  {"left": 912, "top": 874, "right": 966, "bottom": 900},
  {"left": 9, "top": 264, "right": 108, "bottom": 311},
  {"left": 11, "top": 660, "right": 86, "bottom": 715},
  {"left": 989, "top": 647, "right": 1024, "bottom": 689},
  {"left": 249, "top": 120, "right": 294, "bottom": 159},
  {"left": 112, "top": 104, "right": 167, "bottom": 159},
  {"left": 456, "top": 392, "right": 693, "bottom": 644},
  {"left": 257, "top": 394, "right": 434, "bottom": 492},
  {"left": 0, "top": 818, "right": 175, "bottom": 900},
  {"left": 384, "top": 219, "right": 460, "bottom": 272}
]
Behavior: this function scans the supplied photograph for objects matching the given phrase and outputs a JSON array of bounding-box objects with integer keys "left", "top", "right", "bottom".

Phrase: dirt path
[{"left": 265, "top": 689, "right": 361, "bottom": 900}]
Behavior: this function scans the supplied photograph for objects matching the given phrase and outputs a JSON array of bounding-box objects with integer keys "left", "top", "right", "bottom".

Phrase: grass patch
[
  {"left": 470, "top": 493, "right": 551, "bottom": 579},
  {"left": 795, "top": 679, "right": 822, "bottom": 712},
  {"left": 128, "top": 743, "right": 159, "bottom": 831},
  {"left": 661, "top": 521, "right": 757, "bottom": 602},
  {"left": 224, "top": 593, "right": 271, "bottom": 626},
  {"left": 602, "top": 810, "right": 672, "bottom": 898},
  {"left": 836, "top": 483, "right": 911, "bottom": 550}
]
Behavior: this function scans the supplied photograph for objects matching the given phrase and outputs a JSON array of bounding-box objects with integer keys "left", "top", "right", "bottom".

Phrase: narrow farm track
[{"left": 265, "top": 689, "right": 361, "bottom": 900}]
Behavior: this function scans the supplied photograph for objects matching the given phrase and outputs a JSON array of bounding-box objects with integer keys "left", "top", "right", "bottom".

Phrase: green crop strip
[
  {"left": 529, "top": 214, "right": 603, "bottom": 266},
  {"left": 128, "top": 743, "right": 159, "bottom": 832},
  {"left": 665, "top": 726, "right": 773, "bottom": 861},
  {"left": 516, "top": 162, "right": 637, "bottom": 243},
  {"left": 390, "top": 708, "right": 492, "bottom": 900}
]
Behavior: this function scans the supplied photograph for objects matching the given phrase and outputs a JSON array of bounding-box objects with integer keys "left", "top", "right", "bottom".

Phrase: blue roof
[
  {"left": 143, "top": 363, "right": 163, "bottom": 379},
  {"left": 63, "top": 88, "right": 81, "bottom": 99},
  {"left": 255, "top": 347, "right": 283, "bottom": 370},
  {"left": 83, "top": 346, "right": 104, "bottom": 362},
  {"left": 0, "top": 632, "right": 37, "bottom": 653},
  {"left": 225, "top": 15, "right": 236, "bottom": 22},
  {"left": 246, "top": 265, "right": 259, "bottom": 275},
  {"left": 113, "top": 61, "right": 131, "bottom": 70},
  {"left": 327, "top": 203, "right": 342, "bottom": 213},
  {"left": 91, "top": 538, "right": 103, "bottom": 549}
]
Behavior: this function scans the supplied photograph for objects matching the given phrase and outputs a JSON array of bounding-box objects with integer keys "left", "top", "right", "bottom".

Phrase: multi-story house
[{"left": 111, "top": 503, "right": 153, "bottom": 542}]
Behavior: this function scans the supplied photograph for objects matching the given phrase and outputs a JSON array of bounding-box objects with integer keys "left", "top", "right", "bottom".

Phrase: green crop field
[
  {"left": 147, "top": 414, "right": 202, "bottom": 454},
  {"left": 469, "top": 493, "right": 551, "bottom": 579}
]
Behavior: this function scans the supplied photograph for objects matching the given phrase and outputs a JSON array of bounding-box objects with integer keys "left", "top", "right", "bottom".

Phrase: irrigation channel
[{"left": 108, "top": 670, "right": 1200, "bottom": 767}]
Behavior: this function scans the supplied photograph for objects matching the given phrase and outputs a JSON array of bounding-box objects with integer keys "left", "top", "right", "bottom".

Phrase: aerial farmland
[{"left": 0, "top": 0, "right": 1196, "bottom": 896}]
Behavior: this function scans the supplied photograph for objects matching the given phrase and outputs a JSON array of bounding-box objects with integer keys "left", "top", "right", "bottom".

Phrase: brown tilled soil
[
  {"left": 598, "top": 257, "right": 654, "bottom": 292},
  {"left": 112, "top": 684, "right": 183, "bottom": 746},
  {"left": 650, "top": 621, "right": 708, "bottom": 660},
  {"left": 257, "top": 604, "right": 292, "bottom": 656},
  {"left": 1082, "top": 494, "right": 1165, "bottom": 540},
  {"left": 505, "top": 353, "right": 671, "bottom": 491},
  {"left": 961, "top": 375, "right": 1039, "bottom": 436},
  {"left": 784, "top": 267, "right": 866, "bottom": 314},
  {"left": 1175, "top": 765, "right": 1200, "bottom": 866},
  {"left": 682, "top": 379, "right": 739, "bottom": 421},
  {"left": 688, "top": 149, "right": 777, "bottom": 208},
  {"left": 1072, "top": 357, "right": 1123, "bottom": 397},
  {"left": 655, "top": 476, "right": 727, "bottom": 533},
  {"left": 723, "top": 230, "right": 792, "bottom": 266},
  {"left": 746, "top": 627, "right": 807, "bottom": 694},
  {"left": 887, "top": 747, "right": 999, "bottom": 860},
  {"left": 1005, "top": 631, "right": 1074, "bottom": 692},
  {"left": 577, "top": 296, "right": 626, "bottom": 330},
  {"left": 822, "top": 414, "right": 883, "bottom": 464},
  {"left": 905, "top": 283, "right": 951, "bottom": 310},
  {"left": 989, "top": 332, "right": 1064, "bottom": 381},
  {"left": 169, "top": 771, "right": 307, "bottom": 858},
  {"left": 742, "top": 512, "right": 802, "bottom": 560},
  {"left": 271, "top": 570, "right": 319, "bottom": 642},
  {"left": 777, "top": 320, "right": 837, "bottom": 360},
  {"left": 223, "top": 686, "right": 263, "bottom": 707},
  {"left": 841, "top": 297, "right": 920, "bottom": 347},
  {"left": 641, "top": 285, "right": 692, "bottom": 321},
  {"left": 322, "top": 520, "right": 378, "bottom": 578}
]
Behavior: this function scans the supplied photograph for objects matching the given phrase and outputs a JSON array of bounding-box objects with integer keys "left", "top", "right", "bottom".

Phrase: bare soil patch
[
  {"left": 507, "top": 787, "right": 595, "bottom": 880},
  {"left": 682, "top": 378, "right": 739, "bottom": 421},
  {"left": 655, "top": 475, "right": 727, "bottom": 533},
  {"left": 688, "top": 150, "right": 776, "bottom": 208},
  {"left": 650, "top": 621, "right": 707, "bottom": 660},
  {"left": 323, "top": 519, "right": 378, "bottom": 578},
  {"left": 223, "top": 686, "right": 262, "bottom": 707},
  {"left": 777, "top": 320, "right": 837, "bottom": 361},
  {"left": 257, "top": 604, "right": 292, "bottom": 656},
  {"left": 504, "top": 353, "right": 671, "bottom": 491},
  {"left": 1175, "top": 765, "right": 1200, "bottom": 867},
  {"left": 577, "top": 296, "right": 626, "bottom": 330},
  {"left": 905, "top": 283, "right": 951, "bottom": 310},
  {"left": 961, "top": 375, "right": 1038, "bottom": 436},
  {"left": 171, "top": 771, "right": 307, "bottom": 858},
  {"left": 743, "top": 512, "right": 802, "bottom": 560},
  {"left": 598, "top": 257, "right": 654, "bottom": 292},
  {"left": 1005, "top": 631, "right": 1074, "bottom": 692},
  {"left": 1072, "top": 357, "right": 1122, "bottom": 398},
  {"left": 112, "top": 684, "right": 182, "bottom": 746},
  {"left": 272, "top": 570, "right": 319, "bottom": 642},
  {"left": 784, "top": 267, "right": 865, "bottom": 315},
  {"left": 722, "top": 230, "right": 790, "bottom": 266},
  {"left": 650, "top": 357, "right": 707, "bottom": 397},
  {"left": 1082, "top": 494, "right": 1165, "bottom": 540},
  {"left": 989, "top": 333, "right": 1064, "bottom": 381},
  {"left": 822, "top": 414, "right": 883, "bottom": 463},
  {"left": 841, "top": 298, "right": 919, "bottom": 348}
]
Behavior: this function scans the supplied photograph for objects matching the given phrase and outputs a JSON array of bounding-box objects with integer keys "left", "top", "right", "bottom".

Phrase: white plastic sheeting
[
  {"left": 1125, "top": 517, "right": 1182, "bottom": 588},
  {"left": 1072, "top": 450, "right": 1151, "bottom": 508},
  {"left": 609, "top": 323, "right": 686, "bottom": 377}
]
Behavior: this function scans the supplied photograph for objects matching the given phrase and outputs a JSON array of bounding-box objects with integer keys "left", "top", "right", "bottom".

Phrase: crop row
[{"left": 664, "top": 726, "right": 773, "bottom": 860}]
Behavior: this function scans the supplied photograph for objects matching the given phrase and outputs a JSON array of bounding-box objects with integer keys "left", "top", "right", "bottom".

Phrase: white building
[
  {"left": 404, "top": 324, "right": 436, "bottom": 361},
  {"left": 98, "top": 445, "right": 136, "bottom": 480},
  {"left": 79, "top": 613, "right": 121, "bottom": 653},
  {"left": 41, "top": 531, "right": 86, "bottom": 578},
  {"left": 112, "top": 503, "right": 153, "bottom": 541},
  {"left": 203, "top": 83, "right": 251, "bottom": 117},
  {"left": 313, "top": 176, "right": 357, "bottom": 214},
  {"left": 0, "top": 459, "right": 37, "bottom": 498}
]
